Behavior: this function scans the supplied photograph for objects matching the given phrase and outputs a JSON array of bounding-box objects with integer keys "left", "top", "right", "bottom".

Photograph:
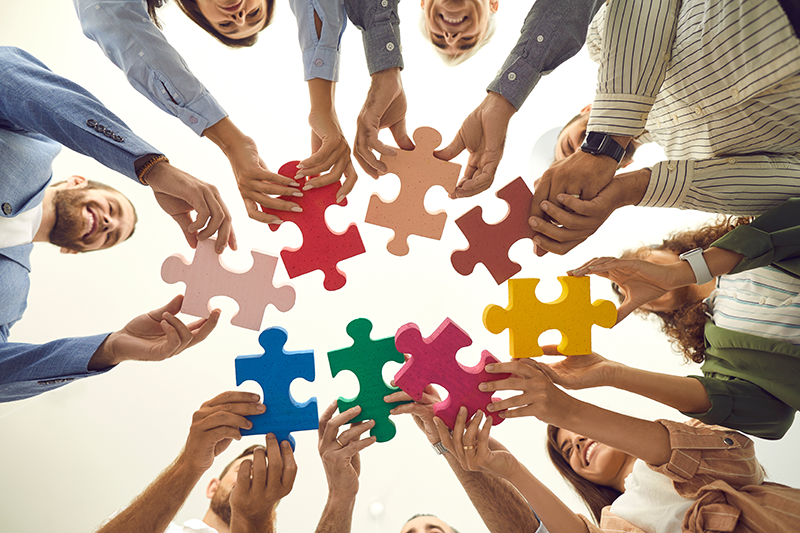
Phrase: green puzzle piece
[{"left": 328, "top": 318, "right": 410, "bottom": 442}]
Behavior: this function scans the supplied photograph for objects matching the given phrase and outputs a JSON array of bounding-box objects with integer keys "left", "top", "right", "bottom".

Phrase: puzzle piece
[
  {"left": 327, "top": 318, "right": 411, "bottom": 442},
  {"left": 161, "top": 238, "right": 295, "bottom": 330},
  {"left": 261, "top": 161, "right": 365, "bottom": 291},
  {"left": 451, "top": 177, "right": 536, "bottom": 285},
  {"left": 483, "top": 276, "right": 617, "bottom": 358},
  {"left": 235, "top": 327, "right": 319, "bottom": 450},
  {"left": 366, "top": 127, "right": 461, "bottom": 256},
  {"left": 393, "top": 318, "right": 510, "bottom": 430}
]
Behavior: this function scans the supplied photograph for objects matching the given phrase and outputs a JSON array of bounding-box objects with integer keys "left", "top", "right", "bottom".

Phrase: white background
[{"left": 1, "top": 1, "right": 798, "bottom": 532}]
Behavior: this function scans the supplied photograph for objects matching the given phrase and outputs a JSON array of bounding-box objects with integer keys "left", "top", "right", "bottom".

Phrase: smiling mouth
[
  {"left": 440, "top": 13, "right": 467, "bottom": 27},
  {"left": 220, "top": 1, "right": 243, "bottom": 12},
  {"left": 584, "top": 441, "right": 598, "bottom": 465},
  {"left": 83, "top": 208, "right": 97, "bottom": 241}
]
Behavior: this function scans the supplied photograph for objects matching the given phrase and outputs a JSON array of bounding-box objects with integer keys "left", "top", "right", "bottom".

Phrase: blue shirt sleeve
[
  {"left": 290, "top": 0, "right": 348, "bottom": 81},
  {"left": 73, "top": 0, "right": 228, "bottom": 136},
  {"left": 344, "top": 0, "right": 403, "bottom": 74}
]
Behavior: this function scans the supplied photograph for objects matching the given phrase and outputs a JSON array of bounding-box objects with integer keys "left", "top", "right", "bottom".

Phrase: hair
[
  {"left": 145, "top": 0, "right": 275, "bottom": 48},
  {"left": 49, "top": 179, "right": 139, "bottom": 238},
  {"left": 557, "top": 110, "right": 638, "bottom": 164},
  {"left": 613, "top": 215, "right": 752, "bottom": 363},
  {"left": 546, "top": 425, "right": 621, "bottom": 524},
  {"left": 404, "top": 514, "right": 460, "bottom": 533},
  {"left": 217, "top": 444, "right": 261, "bottom": 479},
  {"left": 418, "top": 10, "right": 497, "bottom": 66}
]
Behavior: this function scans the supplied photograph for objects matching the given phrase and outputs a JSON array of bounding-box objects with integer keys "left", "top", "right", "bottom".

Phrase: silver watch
[
  {"left": 432, "top": 441, "right": 448, "bottom": 455},
  {"left": 679, "top": 247, "right": 713, "bottom": 285}
]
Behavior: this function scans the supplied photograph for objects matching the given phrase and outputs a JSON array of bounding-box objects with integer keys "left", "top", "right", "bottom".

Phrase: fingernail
[
  {"left": 533, "top": 237, "right": 541, "bottom": 244},
  {"left": 291, "top": 207, "right": 303, "bottom": 213},
  {"left": 541, "top": 202, "right": 549, "bottom": 212},
  {"left": 486, "top": 364, "right": 494, "bottom": 372},
  {"left": 477, "top": 410, "right": 484, "bottom": 421},
  {"left": 479, "top": 383, "right": 488, "bottom": 391},
  {"left": 353, "top": 405, "right": 361, "bottom": 412},
  {"left": 557, "top": 194, "right": 566, "bottom": 202},
  {"left": 459, "top": 406, "right": 467, "bottom": 415},
  {"left": 293, "top": 192, "right": 304, "bottom": 197},
  {"left": 297, "top": 163, "right": 306, "bottom": 169},
  {"left": 251, "top": 394, "right": 260, "bottom": 401},
  {"left": 499, "top": 412, "right": 507, "bottom": 418},
  {"left": 336, "top": 195, "right": 345, "bottom": 204},
  {"left": 302, "top": 184, "right": 312, "bottom": 191},
  {"left": 281, "top": 441, "right": 290, "bottom": 448},
  {"left": 287, "top": 181, "right": 300, "bottom": 187},
  {"left": 529, "top": 218, "right": 538, "bottom": 228},
  {"left": 272, "top": 220, "right": 284, "bottom": 225},
  {"left": 486, "top": 403, "right": 495, "bottom": 412},
  {"left": 256, "top": 404, "right": 266, "bottom": 412},
  {"left": 247, "top": 421, "right": 254, "bottom": 429}
]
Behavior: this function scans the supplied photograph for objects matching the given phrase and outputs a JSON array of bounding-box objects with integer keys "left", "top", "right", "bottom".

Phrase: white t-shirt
[
  {"left": 164, "top": 519, "right": 218, "bottom": 533},
  {"left": 0, "top": 205, "right": 42, "bottom": 248},
  {"left": 610, "top": 459, "right": 694, "bottom": 533}
]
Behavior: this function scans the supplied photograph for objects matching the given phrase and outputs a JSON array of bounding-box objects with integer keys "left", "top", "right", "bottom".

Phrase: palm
[
  {"left": 117, "top": 311, "right": 175, "bottom": 360},
  {"left": 545, "top": 353, "right": 611, "bottom": 390}
]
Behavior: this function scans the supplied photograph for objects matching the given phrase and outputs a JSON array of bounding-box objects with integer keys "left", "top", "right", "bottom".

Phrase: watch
[
  {"left": 679, "top": 247, "right": 713, "bottom": 285},
  {"left": 580, "top": 132, "right": 625, "bottom": 163},
  {"left": 432, "top": 441, "right": 448, "bottom": 455}
]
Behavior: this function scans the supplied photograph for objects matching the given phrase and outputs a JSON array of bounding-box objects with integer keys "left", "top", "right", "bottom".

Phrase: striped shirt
[
  {"left": 586, "top": 0, "right": 800, "bottom": 215},
  {"left": 707, "top": 265, "right": 800, "bottom": 345}
]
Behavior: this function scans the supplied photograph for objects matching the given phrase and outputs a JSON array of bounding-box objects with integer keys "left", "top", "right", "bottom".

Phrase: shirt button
[
  {"left": 664, "top": 53, "right": 670, "bottom": 62},
  {"left": 507, "top": 72, "right": 517, "bottom": 81},
  {"left": 113, "top": 134, "right": 124, "bottom": 143},
  {"left": 641, "top": 113, "right": 648, "bottom": 121},
  {"left": 386, "top": 42, "right": 395, "bottom": 51},
  {"left": 667, "top": 163, "right": 676, "bottom": 171},
  {"left": 190, "top": 116, "right": 198, "bottom": 124},
  {"left": 673, "top": 113, "right": 679, "bottom": 123},
  {"left": 759, "top": 297, "right": 767, "bottom": 305},
  {"left": 723, "top": 437, "right": 734, "bottom": 445},
  {"left": 94, "top": 123, "right": 106, "bottom": 133},
  {"left": 727, "top": 157, "right": 736, "bottom": 164},
  {"left": 731, "top": 88, "right": 739, "bottom": 99},
  {"left": 693, "top": 105, "right": 703, "bottom": 116},
  {"left": 537, "top": 35, "right": 544, "bottom": 42},
  {"left": 381, "top": 0, "right": 388, "bottom": 6},
  {"left": 2, "top": 203, "right": 12, "bottom": 215},
  {"left": 314, "top": 59, "right": 324, "bottom": 67},
  {"left": 86, "top": 119, "right": 97, "bottom": 128}
]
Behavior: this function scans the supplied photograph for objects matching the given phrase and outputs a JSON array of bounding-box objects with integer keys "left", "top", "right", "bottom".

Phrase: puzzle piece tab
[
  {"left": 451, "top": 177, "right": 536, "bottom": 284},
  {"left": 483, "top": 276, "right": 617, "bottom": 358},
  {"left": 327, "top": 318, "right": 410, "bottom": 442},
  {"left": 235, "top": 327, "right": 319, "bottom": 450},
  {"left": 161, "top": 238, "right": 295, "bottom": 330},
  {"left": 366, "top": 127, "right": 461, "bottom": 256},
  {"left": 262, "top": 161, "right": 365, "bottom": 291},
  {"left": 393, "top": 318, "right": 510, "bottom": 430}
]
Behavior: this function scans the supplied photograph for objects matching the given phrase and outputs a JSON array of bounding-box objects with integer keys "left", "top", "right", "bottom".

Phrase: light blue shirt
[{"left": 73, "top": 0, "right": 346, "bottom": 137}]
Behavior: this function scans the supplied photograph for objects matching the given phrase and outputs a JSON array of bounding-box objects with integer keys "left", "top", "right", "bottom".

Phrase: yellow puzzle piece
[{"left": 483, "top": 277, "right": 617, "bottom": 358}]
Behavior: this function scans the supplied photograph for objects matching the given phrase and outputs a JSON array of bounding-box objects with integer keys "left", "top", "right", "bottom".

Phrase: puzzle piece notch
[
  {"left": 393, "top": 318, "right": 511, "bottom": 430},
  {"left": 366, "top": 127, "right": 461, "bottom": 256},
  {"left": 161, "top": 237, "right": 296, "bottom": 331},
  {"left": 327, "top": 318, "right": 411, "bottom": 443},
  {"left": 235, "top": 327, "right": 319, "bottom": 450},
  {"left": 483, "top": 276, "right": 617, "bottom": 358},
  {"left": 261, "top": 161, "right": 365, "bottom": 291},
  {"left": 451, "top": 177, "right": 536, "bottom": 285}
]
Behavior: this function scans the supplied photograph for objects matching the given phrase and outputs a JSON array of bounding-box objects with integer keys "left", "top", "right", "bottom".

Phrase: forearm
[
  {"left": 314, "top": 494, "right": 356, "bottom": 533},
  {"left": 96, "top": 455, "right": 204, "bottom": 533},
  {"left": 308, "top": 79, "right": 336, "bottom": 115},
  {"left": 204, "top": 117, "right": 251, "bottom": 157},
  {"left": 612, "top": 364, "right": 712, "bottom": 414},
  {"left": 231, "top": 509, "right": 276, "bottom": 533}
]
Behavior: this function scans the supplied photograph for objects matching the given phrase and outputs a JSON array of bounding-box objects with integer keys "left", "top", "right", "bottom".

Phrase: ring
[
  {"left": 463, "top": 445, "right": 476, "bottom": 450},
  {"left": 336, "top": 438, "right": 345, "bottom": 448}
]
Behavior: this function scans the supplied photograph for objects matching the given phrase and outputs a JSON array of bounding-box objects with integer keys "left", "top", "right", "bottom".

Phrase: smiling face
[
  {"left": 420, "top": 0, "right": 498, "bottom": 56},
  {"left": 196, "top": 0, "right": 268, "bottom": 39},
  {"left": 556, "top": 429, "right": 632, "bottom": 487}
]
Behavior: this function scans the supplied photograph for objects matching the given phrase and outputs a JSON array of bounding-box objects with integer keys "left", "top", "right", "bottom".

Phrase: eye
[
  {"left": 247, "top": 6, "right": 261, "bottom": 18},
  {"left": 433, "top": 32, "right": 444, "bottom": 39},
  {"left": 219, "top": 21, "right": 232, "bottom": 28},
  {"left": 462, "top": 36, "right": 474, "bottom": 41}
]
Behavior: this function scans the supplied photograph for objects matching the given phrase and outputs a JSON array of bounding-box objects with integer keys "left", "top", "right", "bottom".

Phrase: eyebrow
[{"left": 220, "top": 14, "right": 265, "bottom": 34}]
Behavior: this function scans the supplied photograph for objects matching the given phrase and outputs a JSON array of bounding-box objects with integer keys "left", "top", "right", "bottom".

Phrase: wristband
[
  {"left": 679, "top": 247, "right": 713, "bottom": 285},
  {"left": 135, "top": 154, "right": 169, "bottom": 185}
]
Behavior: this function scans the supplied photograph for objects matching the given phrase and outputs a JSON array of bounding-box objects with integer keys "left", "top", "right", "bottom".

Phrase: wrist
[
  {"left": 326, "top": 490, "right": 357, "bottom": 511},
  {"left": 486, "top": 91, "right": 516, "bottom": 119},
  {"left": 87, "top": 333, "right": 121, "bottom": 370},
  {"left": 617, "top": 168, "right": 650, "bottom": 207},
  {"left": 204, "top": 117, "right": 249, "bottom": 155}
]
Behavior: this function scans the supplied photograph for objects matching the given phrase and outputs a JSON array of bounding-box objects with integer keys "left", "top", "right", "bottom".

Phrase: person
[
  {"left": 417, "top": 0, "right": 498, "bottom": 65},
  {"left": 312, "top": 390, "right": 543, "bottom": 533},
  {"left": 548, "top": 197, "right": 800, "bottom": 439},
  {"left": 527, "top": 0, "right": 800, "bottom": 255},
  {"left": 437, "top": 360, "right": 800, "bottom": 532},
  {"left": 74, "top": 0, "right": 357, "bottom": 221},
  {"left": 401, "top": 514, "right": 460, "bottom": 533},
  {"left": 96, "top": 391, "right": 297, "bottom": 533}
]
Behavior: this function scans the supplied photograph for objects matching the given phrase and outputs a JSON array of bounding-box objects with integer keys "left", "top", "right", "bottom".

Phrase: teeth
[
  {"left": 443, "top": 15, "right": 465, "bottom": 24},
  {"left": 85, "top": 211, "right": 95, "bottom": 238},
  {"left": 586, "top": 442, "right": 598, "bottom": 464}
]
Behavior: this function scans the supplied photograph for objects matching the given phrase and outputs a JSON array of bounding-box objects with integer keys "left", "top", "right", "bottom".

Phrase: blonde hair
[{"left": 418, "top": 10, "right": 497, "bottom": 66}]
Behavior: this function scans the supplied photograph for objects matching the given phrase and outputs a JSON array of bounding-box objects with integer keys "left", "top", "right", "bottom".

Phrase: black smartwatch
[{"left": 580, "top": 132, "right": 625, "bottom": 163}]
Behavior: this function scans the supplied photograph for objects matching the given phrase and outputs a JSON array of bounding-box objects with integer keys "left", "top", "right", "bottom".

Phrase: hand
[
  {"left": 479, "top": 359, "right": 574, "bottom": 425},
  {"left": 537, "top": 347, "right": 619, "bottom": 390},
  {"left": 434, "top": 408, "right": 518, "bottom": 480},
  {"left": 568, "top": 255, "right": 689, "bottom": 322},
  {"left": 230, "top": 435, "right": 297, "bottom": 532},
  {"left": 180, "top": 391, "right": 266, "bottom": 475},
  {"left": 299, "top": 108, "right": 357, "bottom": 203},
  {"left": 436, "top": 92, "right": 516, "bottom": 198},
  {"left": 318, "top": 402, "right": 376, "bottom": 500},
  {"left": 146, "top": 162, "right": 237, "bottom": 253},
  {"left": 354, "top": 67, "right": 414, "bottom": 178},
  {"left": 89, "top": 295, "right": 219, "bottom": 369},
  {"left": 386, "top": 384, "right": 442, "bottom": 444}
]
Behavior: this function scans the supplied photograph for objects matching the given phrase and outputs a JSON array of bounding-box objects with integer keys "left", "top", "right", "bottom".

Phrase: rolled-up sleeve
[
  {"left": 290, "top": 0, "right": 347, "bottom": 81},
  {"left": 344, "top": 0, "right": 403, "bottom": 74}
]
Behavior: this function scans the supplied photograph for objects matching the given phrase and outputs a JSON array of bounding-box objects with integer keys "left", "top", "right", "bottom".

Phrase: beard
[
  {"left": 49, "top": 188, "right": 89, "bottom": 251},
  {"left": 209, "top": 484, "right": 233, "bottom": 526}
]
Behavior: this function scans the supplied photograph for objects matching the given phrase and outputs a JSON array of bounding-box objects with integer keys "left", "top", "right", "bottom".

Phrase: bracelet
[
  {"left": 679, "top": 247, "right": 713, "bottom": 285},
  {"left": 136, "top": 154, "right": 169, "bottom": 185}
]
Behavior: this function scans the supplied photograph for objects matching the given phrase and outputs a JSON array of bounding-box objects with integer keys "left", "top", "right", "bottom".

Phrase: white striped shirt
[
  {"left": 707, "top": 266, "right": 800, "bottom": 345},
  {"left": 586, "top": 0, "right": 800, "bottom": 215}
]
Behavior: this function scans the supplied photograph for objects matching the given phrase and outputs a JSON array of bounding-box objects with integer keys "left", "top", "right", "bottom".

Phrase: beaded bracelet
[{"left": 136, "top": 154, "right": 169, "bottom": 185}]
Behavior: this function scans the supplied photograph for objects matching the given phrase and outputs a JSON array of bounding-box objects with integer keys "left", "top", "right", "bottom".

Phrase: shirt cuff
[
  {"left": 587, "top": 93, "right": 656, "bottom": 137},
  {"left": 486, "top": 55, "right": 542, "bottom": 111},
  {"left": 303, "top": 46, "right": 341, "bottom": 81},
  {"left": 361, "top": 23, "right": 403, "bottom": 75},
  {"left": 639, "top": 160, "right": 693, "bottom": 208},
  {"left": 179, "top": 92, "right": 228, "bottom": 137}
]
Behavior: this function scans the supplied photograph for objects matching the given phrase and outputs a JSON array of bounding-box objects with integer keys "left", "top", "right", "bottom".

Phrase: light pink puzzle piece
[
  {"left": 161, "top": 238, "right": 296, "bottom": 331},
  {"left": 366, "top": 127, "right": 461, "bottom": 256}
]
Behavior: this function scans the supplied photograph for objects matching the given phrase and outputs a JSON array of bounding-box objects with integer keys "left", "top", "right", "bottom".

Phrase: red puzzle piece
[
  {"left": 393, "top": 318, "right": 510, "bottom": 430},
  {"left": 451, "top": 177, "right": 536, "bottom": 285},
  {"left": 261, "top": 161, "right": 365, "bottom": 291}
]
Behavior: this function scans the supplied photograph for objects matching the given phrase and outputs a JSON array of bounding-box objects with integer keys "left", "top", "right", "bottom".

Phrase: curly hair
[{"left": 612, "top": 215, "right": 751, "bottom": 363}]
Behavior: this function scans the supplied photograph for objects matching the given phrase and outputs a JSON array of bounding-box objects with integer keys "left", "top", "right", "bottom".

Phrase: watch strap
[
  {"left": 581, "top": 132, "right": 625, "bottom": 163},
  {"left": 679, "top": 248, "right": 713, "bottom": 285}
]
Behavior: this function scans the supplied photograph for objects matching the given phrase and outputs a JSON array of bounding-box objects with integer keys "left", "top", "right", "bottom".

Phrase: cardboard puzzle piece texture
[
  {"left": 161, "top": 237, "right": 295, "bottom": 330},
  {"left": 483, "top": 276, "right": 617, "bottom": 358},
  {"left": 327, "top": 318, "right": 410, "bottom": 442},
  {"left": 235, "top": 327, "right": 319, "bottom": 450},
  {"left": 451, "top": 177, "right": 536, "bottom": 285},
  {"left": 393, "top": 318, "right": 510, "bottom": 430},
  {"left": 366, "top": 127, "right": 461, "bottom": 256},
  {"left": 262, "top": 161, "right": 365, "bottom": 291}
]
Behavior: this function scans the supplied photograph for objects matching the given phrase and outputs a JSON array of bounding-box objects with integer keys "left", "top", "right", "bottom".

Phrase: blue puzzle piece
[{"left": 235, "top": 327, "right": 319, "bottom": 450}]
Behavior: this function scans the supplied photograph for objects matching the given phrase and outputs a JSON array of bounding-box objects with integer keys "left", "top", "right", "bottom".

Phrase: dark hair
[
  {"left": 217, "top": 444, "right": 261, "bottom": 479},
  {"left": 49, "top": 178, "right": 138, "bottom": 239},
  {"left": 557, "top": 111, "right": 638, "bottom": 164},
  {"left": 613, "top": 215, "right": 752, "bottom": 363},
  {"left": 546, "top": 425, "right": 620, "bottom": 524},
  {"left": 404, "top": 514, "right": 460, "bottom": 533}
]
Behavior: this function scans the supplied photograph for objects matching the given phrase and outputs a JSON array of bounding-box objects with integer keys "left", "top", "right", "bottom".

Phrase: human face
[
  {"left": 555, "top": 429, "right": 631, "bottom": 487},
  {"left": 197, "top": 0, "right": 267, "bottom": 39},
  {"left": 401, "top": 516, "right": 453, "bottom": 533},
  {"left": 49, "top": 185, "right": 135, "bottom": 253},
  {"left": 208, "top": 454, "right": 255, "bottom": 526},
  {"left": 639, "top": 250, "right": 692, "bottom": 313},
  {"left": 421, "top": 0, "right": 498, "bottom": 56},
  {"left": 555, "top": 111, "right": 590, "bottom": 161}
]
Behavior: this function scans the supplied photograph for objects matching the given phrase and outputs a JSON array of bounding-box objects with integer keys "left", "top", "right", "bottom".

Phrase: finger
[
  {"left": 389, "top": 119, "right": 414, "bottom": 151},
  {"left": 528, "top": 216, "right": 593, "bottom": 242},
  {"left": 227, "top": 225, "right": 238, "bottom": 252},
  {"left": 540, "top": 344, "right": 565, "bottom": 356},
  {"left": 352, "top": 146, "right": 380, "bottom": 179},
  {"left": 450, "top": 407, "right": 469, "bottom": 464},
  {"left": 532, "top": 232, "right": 586, "bottom": 256},
  {"left": 336, "top": 162, "right": 358, "bottom": 203},
  {"left": 323, "top": 405, "right": 362, "bottom": 442},
  {"left": 150, "top": 294, "right": 185, "bottom": 318},
  {"left": 304, "top": 157, "right": 346, "bottom": 189},
  {"left": 298, "top": 144, "right": 337, "bottom": 173},
  {"left": 161, "top": 312, "right": 193, "bottom": 351},
  {"left": 279, "top": 440, "right": 298, "bottom": 490},
  {"left": 615, "top": 301, "right": 636, "bottom": 324},
  {"left": 254, "top": 196, "right": 302, "bottom": 213},
  {"left": 346, "top": 434, "right": 377, "bottom": 454},
  {"left": 484, "top": 361, "right": 537, "bottom": 377},
  {"left": 318, "top": 400, "right": 339, "bottom": 439},
  {"left": 186, "top": 309, "right": 220, "bottom": 348},
  {"left": 463, "top": 410, "right": 484, "bottom": 447},
  {"left": 252, "top": 445, "right": 268, "bottom": 489},
  {"left": 384, "top": 390, "right": 413, "bottom": 403},
  {"left": 434, "top": 133, "right": 466, "bottom": 162},
  {"left": 243, "top": 201, "right": 284, "bottom": 225},
  {"left": 202, "top": 391, "right": 263, "bottom": 408},
  {"left": 454, "top": 167, "right": 495, "bottom": 198},
  {"left": 235, "top": 457, "right": 253, "bottom": 494},
  {"left": 265, "top": 436, "right": 283, "bottom": 490},
  {"left": 337, "top": 419, "right": 375, "bottom": 443},
  {"left": 434, "top": 416, "right": 455, "bottom": 452}
]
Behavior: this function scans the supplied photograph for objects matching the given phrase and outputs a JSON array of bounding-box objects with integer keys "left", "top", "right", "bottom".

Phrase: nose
[
  {"left": 101, "top": 212, "right": 117, "bottom": 233},
  {"left": 444, "top": 32, "right": 459, "bottom": 45},
  {"left": 231, "top": 8, "right": 246, "bottom": 26}
]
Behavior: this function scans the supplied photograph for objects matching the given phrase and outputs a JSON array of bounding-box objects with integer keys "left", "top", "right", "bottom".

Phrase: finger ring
[
  {"left": 571, "top": 193, "right": 581, "bottom": 199},
  {"left": 463, "top": 445, "right": 476, "bottom": 450},
  {"left": 336, "top": 438, "right": 345, "bottom": 448}
]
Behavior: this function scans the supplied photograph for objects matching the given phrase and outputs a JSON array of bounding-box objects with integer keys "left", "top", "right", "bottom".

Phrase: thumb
[
  {"left": 390, "top": 120, "right": 415, "bottom": 151},
  {"left": 435, "top": 132, "right": 466, "bottom": 161}
]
